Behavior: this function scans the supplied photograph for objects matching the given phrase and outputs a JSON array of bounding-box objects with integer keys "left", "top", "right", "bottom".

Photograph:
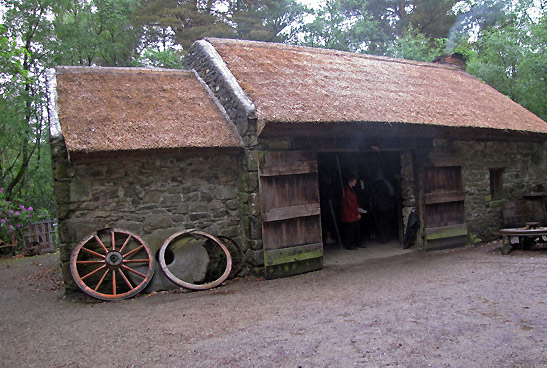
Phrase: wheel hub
[{"left": 106, "top": 250, "right": 123, "bottom": 267}]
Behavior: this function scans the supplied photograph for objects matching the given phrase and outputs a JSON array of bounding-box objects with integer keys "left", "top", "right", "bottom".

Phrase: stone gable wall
[
  {"left": 186, "top": 41, "right": 256, "bottom": 144},
  {"left": 186, "top": 41, "right": 263, "bottom": 270},
  {"left": 457, "top": 140, "right": 547, "bottom": 242},
  {"left": 52, "top": 138, "right": 242, "bottom": 291}
]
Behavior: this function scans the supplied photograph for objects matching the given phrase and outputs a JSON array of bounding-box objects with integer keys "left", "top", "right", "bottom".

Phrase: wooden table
[{"left": 499, "top": 226, "right": 547, "bottom": 255}]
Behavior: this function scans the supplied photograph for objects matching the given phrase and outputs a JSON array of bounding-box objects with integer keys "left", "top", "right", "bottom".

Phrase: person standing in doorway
[{"left": 341, "top": 175, "right": 366, "bottom": 250}]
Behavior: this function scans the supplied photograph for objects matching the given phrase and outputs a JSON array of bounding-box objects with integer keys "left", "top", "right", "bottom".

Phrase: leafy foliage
[
  {"left": 298, "top": 0, "right": 381, "bottom": 52},
  {"left": 466, "top": 0, "right": 547, "bottom": 120},
  {"left": 135, "top": 0, "right": 233, "bottom": 54},
  {"left": 53, "top": 0, "right": 143, "bottom": 66},
  {"left": 1, "top": 0, "right": 55, "bottom": 216},
  {"left": 228, "top": 0, "right": 308, "bottom": 42},
  {"left": 0, "top": 187, "right": 49, "bottom": 246},
  {"left": 132, "top": 47, "right": 185, "bottom": 68},
  {"left": 299, "top": 0, "right": 458, "bottom": 54},
  {"left": 386, "top": 25, "right": 447, "bottom": 61},
  {"left": 134, "top": 0, "right": 307, "bottom": 54},
  {"left": 0, "top": 24, "right": 28, "bottom": 78}
]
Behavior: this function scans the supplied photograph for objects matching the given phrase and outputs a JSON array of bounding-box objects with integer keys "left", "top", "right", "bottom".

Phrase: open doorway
[{"left": 318, "top": 151, "right": 403, "bottom": 253}]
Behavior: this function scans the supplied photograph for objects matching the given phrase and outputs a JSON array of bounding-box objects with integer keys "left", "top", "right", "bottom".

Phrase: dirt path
[{"left": 0, "top": 242, "right": 545, "bottom": 368}]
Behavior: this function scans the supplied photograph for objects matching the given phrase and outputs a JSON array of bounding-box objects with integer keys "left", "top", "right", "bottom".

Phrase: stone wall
[
  {"left": 399, "top": 150, "right": 419, "bottom": 246},
  {"left": 52, "top": 137, "right": 242, "bottom": 291},
  {"left": 456, "top": 140, "right": 546, "bottom": 242}
]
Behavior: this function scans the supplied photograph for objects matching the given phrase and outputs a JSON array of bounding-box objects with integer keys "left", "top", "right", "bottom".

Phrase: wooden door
[
  {"left": 258, "top": 151, "right": 323, "bottom": 279},
  {"left": 421, "top": 148, "right": 468, "bottom": 250}
]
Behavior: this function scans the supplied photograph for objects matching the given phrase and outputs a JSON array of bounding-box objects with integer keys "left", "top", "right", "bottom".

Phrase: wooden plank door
[
  {"left": 421, "top": 148, "right": 468, "bottom": 250},
  {"left": 258, "top": 151, "right": 323, "bottom": 279}
]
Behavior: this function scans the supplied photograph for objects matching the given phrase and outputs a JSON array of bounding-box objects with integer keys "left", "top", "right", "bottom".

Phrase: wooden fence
[{"left": 22, "top": 218, "right": 58, "bottom": 247}]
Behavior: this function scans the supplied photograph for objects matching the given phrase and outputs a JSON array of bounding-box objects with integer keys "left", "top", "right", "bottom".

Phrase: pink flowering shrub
[{"left": 0, "top": 188, "right": 41, "bottom": 246}]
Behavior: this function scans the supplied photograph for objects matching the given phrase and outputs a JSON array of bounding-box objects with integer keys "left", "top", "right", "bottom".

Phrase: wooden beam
[
  {"left": 264, "top": 242, "right": 323, "bottom": 266},
  {"left": 423, "top": 148, "right": 462, "bottom": 167},
  {"left": 425, "top": 235, "right": 467, "bottom": 250},
  {"left": 262, "top": 203, "right": 321, "bottom": 222},
  {"left": 259, "top": 161, "right": 317, "bottom": 176},
  {"left": 424, "top": 191, "right": 465, "bottom": 205},
  {"left": 425, "top": 223, "right": 468, "bottom": 240}
]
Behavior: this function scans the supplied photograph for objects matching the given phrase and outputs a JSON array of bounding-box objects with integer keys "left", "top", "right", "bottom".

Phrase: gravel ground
[{"left": 0, "top": 242, "right": 545, "bottom": 368}]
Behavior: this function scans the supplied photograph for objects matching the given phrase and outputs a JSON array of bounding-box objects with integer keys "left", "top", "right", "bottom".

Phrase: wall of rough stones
[
  {"left": 456, "top": 140, "right": 547, "bottom": 242},
  {"left": 52, "top": 137, "right": 242, "bottom": 291},
  {"left": 399, "top": 150, "right": 418, "bottom": 245}
]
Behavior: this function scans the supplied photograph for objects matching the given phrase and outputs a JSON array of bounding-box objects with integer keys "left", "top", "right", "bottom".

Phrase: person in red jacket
[{"left": 340, "top": 175, "right": 366, "bottom": 250}]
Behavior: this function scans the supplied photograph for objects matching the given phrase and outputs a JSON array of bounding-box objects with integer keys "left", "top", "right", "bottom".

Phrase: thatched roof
[
  {"left": 206, "top": 38, "right": 547, "bottom": 135},
  {"left": 54, "top": 67, "right": 243, "bottom": 154}
]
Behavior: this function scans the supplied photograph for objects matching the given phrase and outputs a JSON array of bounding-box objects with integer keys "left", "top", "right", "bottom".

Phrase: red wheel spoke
[
  {"left": 123, "top": 259, "right": 150, "bottom": 264},
  {"left": 76, "top": 260, "right": 105, "bottom": 265},
  {"left": 112, "top": 270, "right": 117, "bottom": 296},
  {"left": 121, "top": 264, "right": 146, "bottom": 278},
  {"left": 118, "top": 269, "right": 134, "bottom": 290},
  {"left": 81, "top": 247, "right": 106, "bottom": 259},
  {"left": 94, "top": 235, "right": 109, "bottom": 254},
  {"left": 123, "top": 244, "right": 144, "bottom": 259},
  {"left": 110, "top": 230, "right": 116, "bottom": 251},
  {"left": 119, "top": 234, "right": 132, "bottom": 253},
  {"left": 94, "top": 268, "right": 109, "bottom": 291},
  {"left": 81, "top": 264, "right": 107, "bottom": 280}
]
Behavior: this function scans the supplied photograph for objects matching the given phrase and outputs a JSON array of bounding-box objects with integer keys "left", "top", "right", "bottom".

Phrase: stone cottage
[{"left": 49, "top": 39, "right": 547, "bottom": 291}]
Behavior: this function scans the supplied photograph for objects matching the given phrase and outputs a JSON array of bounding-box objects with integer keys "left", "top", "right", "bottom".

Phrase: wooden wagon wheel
[
  {"left": 70, "top": 228, "right": 155, "bottom": 301},
  {"left": 158, "top": 229, "right": 232, "bottom": 290}
]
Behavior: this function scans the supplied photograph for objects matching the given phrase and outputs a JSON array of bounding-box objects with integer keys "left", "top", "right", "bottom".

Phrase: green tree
[
  {"left": 0, "top": 24, "right": 28, "bottom": 78},
  {"left": 1, "top": 0, "right": 55, "bottom": 212},
  {"left": 467, "top": 21, "right": 524, "bottom": 101},
  {"left": 298, "top": 0, "right": 381, "bottom": 52},
  {"left": 518, "top": 12, "right": 547, "bottom": 120},
  {"left": 228, "top": 0, "right": 308, "bottom": 42},
  {"left": 405, "top": 0, "right": 457, "bottom": 39},
  {"left": 53, "top": 0, "right": 143, "bottom": 66},
  {"left": 445, "top": 0, "right": 506, "bottom": 52},
  {"left": 135, "top": 0, "right": 308, "bottom": 58},
  {"left": 466, "top": 0, "right": 547, "bottom": 121},
  {"left": 135, "top": 0, "right": 234, "bottom": 54},
  {"left": 386, "top": 25, "right": 446, "bottom": 61},
  {"left": 298, "top": 0, "right": 457, "bottom": 55},
  {"left": 132, "top": 48, "right": 185, "bottom": 68}
]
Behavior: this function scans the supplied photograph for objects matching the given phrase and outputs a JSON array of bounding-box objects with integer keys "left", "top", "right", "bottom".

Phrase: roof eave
[{"left": 258, "top": 120, "right": 547, "bottom": 142}]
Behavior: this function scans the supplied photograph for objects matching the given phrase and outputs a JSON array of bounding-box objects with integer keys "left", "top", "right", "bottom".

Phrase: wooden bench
[{"left": 499, "top": 223, "right": 547, "bottom": 255}]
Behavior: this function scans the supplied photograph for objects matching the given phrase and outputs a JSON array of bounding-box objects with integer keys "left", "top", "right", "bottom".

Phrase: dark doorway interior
[{"left": 318, "top": 151, "right": 402, "bottom": 249}]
